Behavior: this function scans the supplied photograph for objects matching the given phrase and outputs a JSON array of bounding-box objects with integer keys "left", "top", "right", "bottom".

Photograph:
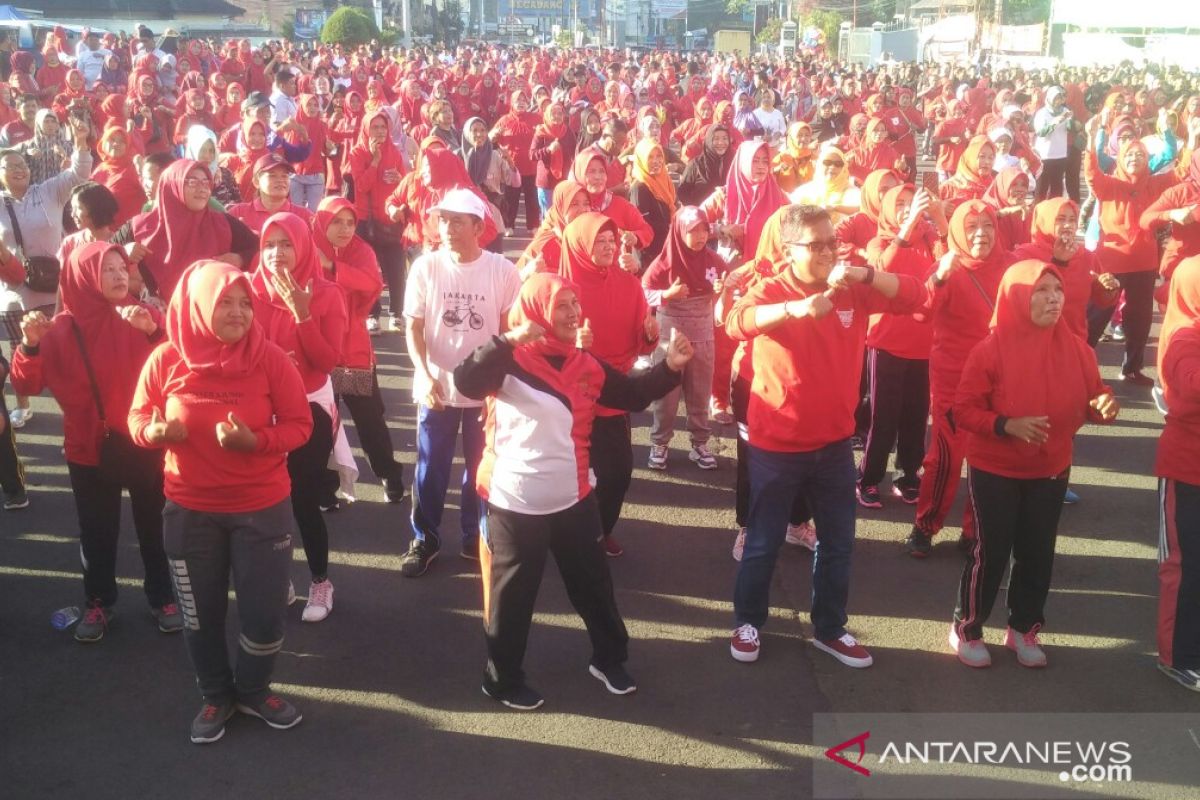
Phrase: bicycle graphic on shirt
[{"left": 442, "top": 301, "right": 485, "bottom": 331}]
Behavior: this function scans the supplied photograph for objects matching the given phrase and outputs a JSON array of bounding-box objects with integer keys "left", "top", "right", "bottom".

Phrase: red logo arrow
[{"left": 825, "top": 731, "right": 871, "bottom": 776}]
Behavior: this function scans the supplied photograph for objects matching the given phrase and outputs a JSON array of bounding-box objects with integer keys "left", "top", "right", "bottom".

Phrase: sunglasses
[{"left": 788, "top": 238, "right": 838, "bottom": 253}]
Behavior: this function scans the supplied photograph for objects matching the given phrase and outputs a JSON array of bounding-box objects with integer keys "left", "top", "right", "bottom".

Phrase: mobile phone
[{"left": 921, "top": 171, "right": 939, "bottom": 195}]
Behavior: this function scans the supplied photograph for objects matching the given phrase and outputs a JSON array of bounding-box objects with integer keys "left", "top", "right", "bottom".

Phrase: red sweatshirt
[
  {"left": 726, "top": 268, "right": 925, "bottom": 452},
  {"left": 252, "top": 286, "right": 348, "bottom": 394},
  {"left": 598, "top": 194, "right": 655, "bottom": 250},
  {"left": 328, "top": 237, "right": 382, "bottom": 369},
  {"left": 128, "top": 342, "right": 313, "bottom": 513},
  {"left": 227, "top": 199, "right": 314, "bottom": 237},
  {"left": 866, "top": 242, "right": 936, "bottom": 360},
  {"left": 1139, "top": 182, "right": 1200, "bottom": 281},
  {"left": 1157, "top": 327, "right": 1200, "bottom": 485},
  {"left": 955, "top": 334, "right": 1109, "bottom": 479},
  {"left": 11, "top": 312, "right": 163, "bottom": 466},
  {"left": 1085, "top": 150, "right": 1178, "bottom": 274}
]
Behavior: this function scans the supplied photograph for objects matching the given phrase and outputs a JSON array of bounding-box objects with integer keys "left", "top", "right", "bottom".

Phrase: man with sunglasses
[{"left": 724, "top": 204, "right": 925, "bottom": 669}]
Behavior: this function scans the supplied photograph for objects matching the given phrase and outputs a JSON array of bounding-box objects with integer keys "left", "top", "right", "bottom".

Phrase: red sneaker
[
  {"left": 603, "top": 536, "right": 624, "bottom": 557},
  {"left": 730, "top": 624, "right": 760, "bottom": 663},
  {"left": 813, "top": 633, "right": 874, "bottom": 668}
]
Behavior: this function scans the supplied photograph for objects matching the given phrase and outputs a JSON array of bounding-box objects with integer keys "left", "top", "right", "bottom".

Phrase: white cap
[{"left": 434, "top": 188, "right": 487, "bottom": 220}]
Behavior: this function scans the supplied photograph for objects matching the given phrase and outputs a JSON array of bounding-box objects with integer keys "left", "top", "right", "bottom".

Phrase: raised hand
[
  {"left": 663, "top": 276, "right": 690, "bottom": 301},
  {"left": 119, "top": 304, "right": 158, "bottom": 335},
  {"left": 505, "top": 319, "right": 545, "bottom": 346},
  {"left": 146, "top": 407, "right": 188, "bottom": 445},
  {"left": 270, "top": 267, "right": 313, "bottom": 322},
  {"left": 575, "top": 318, "right": 593, "bottom": 350},
  {"left": 19, "top": 310, "right": 52, "bottom": 348}
]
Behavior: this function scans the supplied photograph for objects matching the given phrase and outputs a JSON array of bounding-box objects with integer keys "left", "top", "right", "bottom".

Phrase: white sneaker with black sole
[{"left": 689, "top": 443, "right": 718, "bottom": 470}]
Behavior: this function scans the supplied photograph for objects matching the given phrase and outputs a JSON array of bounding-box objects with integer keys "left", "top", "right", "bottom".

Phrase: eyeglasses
[
  {"left": 822, "top": 160, "right": 844, "bottom": 167},
  {"left": 183, "top": 177, "right": 212, "bottom": 190},
  {"left": 788, "top": 238, "right": 838, "bottom": 254}
]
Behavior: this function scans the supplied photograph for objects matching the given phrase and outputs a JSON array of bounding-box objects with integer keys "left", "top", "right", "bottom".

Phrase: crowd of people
[{"left": 1, "top": 23, "right": 1199, "bottom": 742}]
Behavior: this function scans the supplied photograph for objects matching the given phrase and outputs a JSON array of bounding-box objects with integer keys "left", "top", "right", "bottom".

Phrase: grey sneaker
[
  {"left": 74, "top": 604, "right": 114, "bottom": 643},
  {"left": 1005, "top": 626, "right": 1047, "bottom": 668},
  {"left": 153, "top": 602, "right": 184, "bottom": 633},
  {"left": 689, "top": 443, "right": 718, "bottom": 470},
  {"left": 190, "top": 700, "right": 235, "bottom": 744},
  {"left": 949, "top": 625, "right": 991, "bottom": 668},
  {"left": 400, "top": 539, "right": 439, "bottom": 577},
  {"left": 236, "top": 693, "right": 303, "bottom": 730},
  {"left": 647, "top": 444, "right": 669, "bottom": 470}
]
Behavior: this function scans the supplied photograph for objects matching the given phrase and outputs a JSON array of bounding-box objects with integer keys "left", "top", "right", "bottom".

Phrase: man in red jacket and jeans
[{"left": 725, "top": 204, "right": 925, "bottom": 668}]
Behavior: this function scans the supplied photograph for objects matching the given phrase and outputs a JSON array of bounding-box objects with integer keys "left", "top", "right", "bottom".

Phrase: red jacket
[
  {"left": 866, "top": 242, "right": 936, "bottom": 360},
  {"left": 128, "top": 341, "right": 312, "bottom": 513},
  {"left": 726, "top": 268, "right": 925, "bottom": 452},
  {"left": 1011, "top": 244, "right": 1114, "bottom": 340},
  {"left": 597, "top": 194, "right": 655, "bottom": 250},
  {"left": 252, "top": 286, "right": 348, "bottom": 394},
  {"left": 1086, "top": 150, "right": 1178, "bottom": 274},
  {"left": 1158, "top": 327, "right": 1200, "bottom": 485},
  {"left": 11, "top": 309, "right": 163, "bottom": 466},
  {"left": 328, "top": 236, "right": 382, "bottom": 369},
  {"left": 955, "top": 334, "right": 1109, "bottom": 479},
  {"left": 1139, "top": 182, "right": 1200, "bottom": 281},
  {"left": 227, "top": 199, "right": 314, "bottom": 237},
  {"left": 918, "top": 256, "right": 1013, "bottom": 401}
]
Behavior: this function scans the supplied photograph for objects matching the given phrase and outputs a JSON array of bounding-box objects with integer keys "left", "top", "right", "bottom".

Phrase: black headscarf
[
  {"left": 576, "top": 107, "right": 601, "bottom": 151},
  {"left": 677, "top": 124, "right": 734, "bottom": 206}
]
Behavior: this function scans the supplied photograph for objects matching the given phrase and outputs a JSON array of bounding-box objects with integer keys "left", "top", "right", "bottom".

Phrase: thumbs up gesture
[
  {"left": 215, "top": 412, "right": 257, "bottom": 452},
  {"left": 575, "top": 317, "right": 594, "bottom": 350},
  {"left": 663, "top": 276, "right": 690, "bottom": 301},
  {"left": 665, "top": 327, "right": 694, "bottom": 372},
  {"left": 146, "top": 407, "right": 188, "bottom": 445}
]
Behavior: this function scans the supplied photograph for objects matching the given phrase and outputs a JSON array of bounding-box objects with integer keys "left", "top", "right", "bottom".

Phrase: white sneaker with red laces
[
  {"left": 813, "top": 633, "right": 874, "bottom": 668},
  {"left": 785, "top": 522, "right": 817, "bottom": 551},
  {"left": 730, "top": 623, "right": 760, "bottom": 663},
  {"left": 1005, "top": 626, "right": 1047, "bottom": 668},
  {"left": 302, "top": 579, "right": 334, "bottom": 623}
]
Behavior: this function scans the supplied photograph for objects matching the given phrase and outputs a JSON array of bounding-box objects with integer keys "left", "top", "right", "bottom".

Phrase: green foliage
[
  {"left": 803, "top": 9, "right": 844, "bottom": 56},
  {"left": 556, "top": 29, "right": 574, "bottom": 49},
  {"left": 320, "top": 7, "right": 379, "bottom": 47},
  {"left": 976, "top": 0, "right": 1052, "bottom": 24},
  {"left": 279, "top": 19, "right": 295, "bottom": 42},
  {"left": 726, "top": 0, "right": 751, "bottom": 14},
  {"left": 756, "top": 18, "right": 783, "bottom": 45}
]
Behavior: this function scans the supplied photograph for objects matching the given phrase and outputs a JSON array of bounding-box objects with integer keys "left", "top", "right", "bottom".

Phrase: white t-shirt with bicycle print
[{"left": 403, "top": 249, "right": 520, "bottom": 408}]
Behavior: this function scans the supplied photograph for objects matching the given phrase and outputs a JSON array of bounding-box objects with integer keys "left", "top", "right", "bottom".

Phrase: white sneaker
[
  {"left": 1004, "top": 626, "right": 1047, "bottom": 668},
  {"left": 949, "top": 625, "right": 992, "bottom": 668},
  {"left": 785, "top": 521, "right": 817, "bottom": 551},
  {"left": 286, "top": 580, "right": 296, "bottom": 606},
  {"left": 366, "top": 316, "right": 380, "bottom": 336},
  {"left": 647, "top": 444, "right": 669, "bottom": 470},
  {"left": 731, "top": 527, "right": 746, "bottom": 561},
  {"left": 9, "top": 407, "right": 32, "bottom": 428},
  {"left": 301, "top": 579, "right": 334, "bottom": 622},
  {"left": 689, "top": 443, "right": 718, "bottom": 470}
]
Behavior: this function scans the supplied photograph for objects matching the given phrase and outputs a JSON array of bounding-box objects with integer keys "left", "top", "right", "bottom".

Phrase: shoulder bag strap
[
  {"left": 69, "top": 318, "right": 107, "bottom": 427},
  {"left": 964, "top": 269, "right": 995, "bottom": 311},
  {"left": 4, "top": 196, "right": 25, "bottom": 258}
]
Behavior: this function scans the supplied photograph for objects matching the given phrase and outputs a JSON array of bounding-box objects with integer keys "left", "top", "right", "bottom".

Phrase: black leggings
[
  {"left": 341, "top": 372, "right": 403, "bottom": 483},
  {"left": 289, "top": 403, "right": 335, "bottom": 579},
  {"left": 1036, "top": 157, "right": 1068, "bottom": 201},
  {"left": 860, "top": 349, "right": 929, "bottom": 488},
  {"left": 503, "top": 175, "right": 540, "bottom": 231},
  {"left": 68, "top": 439, "right": 171, "bottom": 608},
  {"left": 589, "top": 413, "right": 633, "bottom": 537},
  {"left": 357, "top": 221, "right": 406, "bottom": 318},
  {"left": 0, "top": 384, "right": 23, "bottom": 496},
  {"left": 1085, "top": 269, "right": 1156, "bottom": 375}
]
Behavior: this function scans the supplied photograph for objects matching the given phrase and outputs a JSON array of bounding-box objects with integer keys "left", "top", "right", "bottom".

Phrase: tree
[
  {"left": 436, "top": 0, "right": 465, "bottom": 46},
  {"left": 280, "top": 19, "right": 296, "bottom": 42},
  {"left": 803, "top": 9, "right": 844, "bottom": 56},
  {"left": 757, "top": 18, "right": 783, "bottom": 46},
  {"left": 320, "top": 7, "right": 379, "bottom": 47}
]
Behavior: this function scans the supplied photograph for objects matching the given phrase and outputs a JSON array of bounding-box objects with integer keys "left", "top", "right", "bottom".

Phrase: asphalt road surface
[{"left": 1, "top": 217, "right": 1194, "bottom": 800}]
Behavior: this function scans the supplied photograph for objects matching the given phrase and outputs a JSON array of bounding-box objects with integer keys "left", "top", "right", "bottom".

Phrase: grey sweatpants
[
  {"left": 163, "top": 499, "right": 295, "bottom": 705},
  {"left": 649, "top": 319, "right": 715, "bottom": 448}
]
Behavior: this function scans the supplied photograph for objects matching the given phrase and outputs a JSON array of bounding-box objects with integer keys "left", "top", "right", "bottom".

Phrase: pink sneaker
[
  {"left": 785, "top": 521, "right": 817, "bottom": 551},
  {"left": 813, "top": 633, "right": 874, "bottom": 668},
  {"left": 1005, "top": 626, "right": 1047, "bottom": 668},
  {"left": 949, "top": 625, "right": 991, "bottom": 668},
  {"left": 730, "top": 624, "right": 760, "bottom": 663}
]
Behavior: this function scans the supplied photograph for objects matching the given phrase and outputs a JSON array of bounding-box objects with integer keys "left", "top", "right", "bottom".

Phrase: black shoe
[
  {"left": 589, "top": 663, "right": 637, "bottom": 695},
  {"left": 319, "top": 499, "right": 340, "bottom": 513},
  {"left": 482, "top": 682, "right": 544, "bottom": 710},
  {"left": 891, "top": 482, "right": 920, "bottom": 504},
  {"left": 383, "top": 476, "right": 406, "bottom": 504},
  {"left": 1121, "top": 371, "right": 1155, "bottom": 387},
  {"left": 2, "top": 490, "right": 29, "bottom": 511},
  {"left": 190, "top": 700, "right": 236, "bottom": 744},
  {"left": 400, "top": 539, "right": 439, "bottom": 577},
  {"left": 460, "top": 540, "right": 481, "bottom": 562},
  {"left": 856, "top": 483, "right": 883, "bottom": 509},
  {"left": 904, "top": 527, "right": 932, "bottom": 559}
]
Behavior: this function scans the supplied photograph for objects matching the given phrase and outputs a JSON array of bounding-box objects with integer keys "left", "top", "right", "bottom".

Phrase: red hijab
[
  {"left": 166, "top": 260, "right": 267, "bottom": 378},
  {"left": 130, "top": 159, "right": 233, "bottom": 299},
  {"left": 948, "top": 200, "right": 1006, "bottom": 272},
  {"left": 559, "top": 211, "right": 648, "bottom": 372},
  {"left": 535, "top": 102, "right": 569, "bottom": 180},
  {"left": 724, "top": 140, "right": 786, "bottom": 259},
  {"left": 643, "top": 206, "right": 724, "bottom": 295},
  {"left": 250, "top": 211, "right": 340, "bottom": 346},
  {"left": 508, "top": 272, "right": 580, "bottom": 359},
  {"left": 1159, "top": 256, "right": 1200, "bottom": 386}
]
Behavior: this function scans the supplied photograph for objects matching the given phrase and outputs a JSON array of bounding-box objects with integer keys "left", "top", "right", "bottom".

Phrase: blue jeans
[
  {"left": 289, "top": 173, "right": 325, "bottom": 212},
  {"left": 735, "top": 439, "right": 857, "bottom": 640},
  {"left": 537, "top": 187, "right": 553, "bottom": 217},
  {"left": 412, "top": 404, "right": 485, "bottom": 549}
]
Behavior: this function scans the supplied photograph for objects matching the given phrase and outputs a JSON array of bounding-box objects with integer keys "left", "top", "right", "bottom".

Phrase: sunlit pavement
[{"left": 1, "top": 190, "right": 1189, "bottom": 800}]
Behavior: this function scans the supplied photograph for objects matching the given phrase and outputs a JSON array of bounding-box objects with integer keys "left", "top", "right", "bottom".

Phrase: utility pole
[
  {"left": 995, "top": 0, "right": 1004, "bottom": 53},
  {"left": 853, "top": 0, "right": 858, "bottom": 28}
]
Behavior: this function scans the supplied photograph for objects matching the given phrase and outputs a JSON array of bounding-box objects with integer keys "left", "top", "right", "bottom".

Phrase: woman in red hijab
[
  {"left": 173, "top": 89, "right": 219, "bottom": 147},
  {"left": 938, "top": 135, "right": 996, "bottom": 212},
  {"left": 909, "top": 201, "right": 1014, "bottom": 557},
  {"left": 128, "top": 72, "right": 173, "bottom": 155},
  {"left": 517, "top": 180, "right": 591, "bottom": 278},
  {"left": 1013, "top": 197, "right": 1118, "bottom": 339},
  {"left": 286, "top": 93, "right": 331, "bottom": 212},
  {"left": 980, "top": 167, "right": 1031, "bottom": 253},
  {"left": 453, "top": 272, "right": 691, "bottom": 709},
  {"left": 950, "top": 261, "right": 1117, "bottom": 669},
  {"left": 250, "top": 212, "right": 348, "bottom": 624},
  {"left": 531, "top": 102, "right": 574, "bottom": 217},
  {"left": 1155, "top": 256, "right": 1200, "bottom": 691},
  {"left": 217, "top": 82, "right": 245, "bottom": 131},
  {"left": 51, "top": 69, "right": 92, "bottom": 122},
  {"left": 224, "top": 119, "right": 272, "bottom": 202},
  {"left": 122, "top": 159, "right": 258, "bottom": 301},
  {"left": 35, "top": 46, "right": 68, "bottom": 104},
  {"left": 91, "top": 126, "right": 147, "bottom": 229},
  {"left": 388, "top": 145, "right": 497, "bottom": 251},
  {"left": 835, "top": 168, "right": 901, "bottom": 266},
  {"left": 346, "top": 108, "right": 406, "bottom": 328},
  {"left": 559, "top": 212, "right": 659, "bottom": 556},
  {"left": 8, "top": 51, "right": 38, "bottom": 98},
  {"left": 11, "top": 242, "right": 176, "bottom": 642},
  {"left": 312, "top": 197, "right": 404, "bottom": 501},
  {"left": 128, "top": 260, "right": 312, "bottom": 743},
  {"left": 571, "top": 149, "right": 654, "bottom": 256},
  {"left": 932, "top": 100, "right": 970, "bottom": 180},
  {"left": 490, "top": 90, "right": 541, "bottom": 232},
  {"left": 847, "top": 118, "right": 901, "bottom": 184},
  {"left": 1083, "top": 137, "right": 1179, "bottom": 385},
  {"left": 1140, "top": 148, "right": 1200, "bottom": 298}
]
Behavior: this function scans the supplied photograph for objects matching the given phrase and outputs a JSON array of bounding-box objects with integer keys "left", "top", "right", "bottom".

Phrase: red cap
[{"left": 252, "top": 152, "right": 294, "bottom": 178}]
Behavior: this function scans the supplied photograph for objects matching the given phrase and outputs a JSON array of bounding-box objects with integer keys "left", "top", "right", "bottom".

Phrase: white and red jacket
[{"left": 454, "top": 336, "right": 679, "bottom": 515}]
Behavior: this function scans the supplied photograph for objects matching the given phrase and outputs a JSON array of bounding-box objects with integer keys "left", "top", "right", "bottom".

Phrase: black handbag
[
  {"left": 4, "top": 197, "right": 60, "bottom": 293},
  {"left": 70, "top": 320, "right": 128, "bottom": 480}
]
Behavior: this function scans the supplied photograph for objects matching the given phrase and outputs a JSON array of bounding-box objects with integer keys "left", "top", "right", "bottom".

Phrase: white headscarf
[{"left": 184, "top": 125, "right": 220, "bottom": 177}]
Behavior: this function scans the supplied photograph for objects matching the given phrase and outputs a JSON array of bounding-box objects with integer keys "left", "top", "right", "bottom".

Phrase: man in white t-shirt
[
  {"left": 74, "top": 30, "right": 110, "bottom": 89},
  {"left": 402, "top": 189, "right": 520, "bottom": 577}
]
